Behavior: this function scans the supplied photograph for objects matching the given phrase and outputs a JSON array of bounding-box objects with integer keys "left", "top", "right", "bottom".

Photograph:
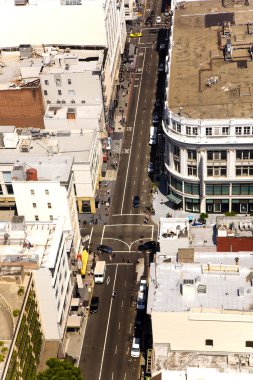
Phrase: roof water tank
[
  {"left": 42, "top": 53, "right": 51, "bottom": 65},
  {"left": 26, "top": 168, "right": 38, "bottom": 181}
]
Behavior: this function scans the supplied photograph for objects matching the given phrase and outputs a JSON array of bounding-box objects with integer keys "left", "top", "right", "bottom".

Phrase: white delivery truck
[
  {"left": 94, "top": 261, "right": 106, "bottom": 284},
  {"left": 149, "top": 126, "right": 158, "bottom": 145}
]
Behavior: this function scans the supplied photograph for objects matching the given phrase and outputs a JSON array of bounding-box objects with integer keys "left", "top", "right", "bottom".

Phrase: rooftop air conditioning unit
[
  {"left": 57, "top": 100, "right": 61, "bottom": 104},
  {"left": 62, "top": 100, "right": 66, "bottom": 104},
  {"left": 71, "top": 99, "right": 75, "bottom": 104}
]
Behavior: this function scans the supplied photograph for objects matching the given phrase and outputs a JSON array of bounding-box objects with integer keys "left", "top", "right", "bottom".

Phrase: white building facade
[
  {"left": 11, "top": 157, "right": 81, "bottom": 253},
  {"left": 163, "top": 0, "right": 253, "bottom": 215}
]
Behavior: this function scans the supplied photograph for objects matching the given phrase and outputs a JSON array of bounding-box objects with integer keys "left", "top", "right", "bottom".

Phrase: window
[
  {"left": 58, "top": 90, "right": 62, "bottom": 95},
  {"left": 61, "top": 285, "right": 64, "bottom": 294},
  {"left": 47, "top": 203, "right": 52, "bottom": 209},
  {"left": 186, "top": 126, "right": 191, "bottom": 135},
  {"left": 222, "top": 127, "right": 229, "bottom": 135},
  {"left": 206, "top": 128, "right": 212, "bottom": 136},
  {"left": 45, "top": 189, "right": 49, "bottom": 195},
  {"left": 206, "top": 184, "right": 229, "bottom": 195},
  {"left": 68, "top": 90, "right": 75, "bottom": 96},
  {"left": 30, "top": 189, "right": 35, "bottom": 195},
  {"left": 185, "top": 198, "right": 200, "bottom": 212},
  {"left": 6, "top": 185, "right": 13, "bottom": 194},
  {"left": 55, "top": 288, "right": 58, "bottom": 298},
  {"left": 207, "top": 151, "right": 227, "bottom": 161},
  {"left": 172, "top": 121, "right": 176, "bottom": 131},
  {"left": 205, "top": 339, "right": 213, "bottom": 346},
  {"left": 171, "top": 176, "right": 182, "bottom": 191},
  {"left": 236, "top": 166, "right": 253, "bottom": 176},
  {"left": 68, "top": 79, "right": 72, "bottom": 85},
  {"left": 32, "top": 203, "right": 37, "bottom": 208},
  {"left": 184, "top": 182, "right": 199, "bottom": 195},
  {"left": 173, "top": 145, "right": 180, "bottom": 157},
  {"left": 187, "top": 150, "right": 196, "bottom": 160},
  {"left": 64, "top": 270, "right": 67, "bottom": 279},
  {"left": 35, "top": 215, "right": 39, "bottom": 221},
  {"left": 236, "top": 150, "right": 253, "bottom": 160},
  {"left": 49, "top": 215, "right": 53, "bottom": 221},
  {"left": 56, "top": 78, "right": 61, "bottom": 86},
  {"left": 0, "top": 185, "right": 3, "bottom": 195},
  {"left": 177, "top": 124, "right": 181, "bottom": 133},
  {"left": 188, "top": 165, "right": 197, "bottom": 176},
  {"left": 207, "top": 167, "right": 227, "bottom": 177},
  {"left": 244, "top": 126, "right": 251, "bottom": 135},
  {"left": 235, "top": 127, "right": 242, "bottom": 135},
  {"left": 44, "top": 90, "right": 48, "bottom": 95},
  {"left": 193, "top": 127, "right": 198, "bottom": 135},
  {"left": 174, "top": 160, "right": 180, "bottom": 172},
  {"left": 232, "top": 183, "right": 253, "bottom": 195},
  {"left": 44, "top": 80, "right": 49, "bottom": 85},
  {"left": 245, "top": 341, "right": 253, "bottom": 348}
]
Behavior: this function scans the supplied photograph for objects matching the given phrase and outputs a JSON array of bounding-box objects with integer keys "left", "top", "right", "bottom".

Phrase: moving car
[
  {"left": 149, "top": 126, "right": 158, "bottom": 145},
  {"left": 90, "top": 296, "right": 99, "bottom": 314},
  {"left": 150, "top": 10, "right": 155, "bottom": 17},
  {"left": 97, "top": 245, "right": 113, "bottom": 254},
  {"left": 148, "top": 162, "right": 154, "bottom": 174},
  {"left": 133, "top": 195, "right": 140, "bottom": 208},
  {"left": 156, "top": 16, "right": 162, "bottom": 24},
  {"left": 130, "top": 32, "right": 142, "bottom": 38},
  {"left": 158, "top": 63, "right": 164, "bottom": 72},
  {"left": 138, "top": 240, "right": 157, "bottom": 252},
  {"left": 145, "top": 16, "right": 152, "bottom": 25}
]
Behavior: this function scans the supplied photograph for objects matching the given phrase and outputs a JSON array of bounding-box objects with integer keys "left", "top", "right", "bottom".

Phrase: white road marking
[
  {"left": 106, "top": 276, "right": 110, "bottom": 285},
  {"left": 121, "top": 300, "right": 124, "bottom": 308},
  {"left": 124, "top": 373, "right": 127, "bottom": 380},
  {"left": 111, "top": 373, "right": 114, "bottom": 380},
  {"left": 120, "top": 47, "right": 147, "bottom": 214},
  {"left": 98, "top": 265, "right": 118, "bottom": 380},
  {"left": 100, "top": 225, "right": 105, "bottom": 244},
  {"left": 118, "top": 322, "right": 121, "bottom": 330},
  {"left": 129, "top": 323, "right": 132, "bottom": 333},
  {"left": 133, "top": 84, "right": 139, "bottom": 87}
]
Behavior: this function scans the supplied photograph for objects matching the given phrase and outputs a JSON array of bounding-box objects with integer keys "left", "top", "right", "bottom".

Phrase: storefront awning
[
  {"left": 166, "top": 193, "right": 182, "bottom": 205},
  {"left": 71, "top": 298, "right": 80, "bottom": 308},
  {"left": 67, "top": 316, "right": 82, "bottom": 329},
  {"left": 76, "top": 274, "right": 83, "bottom": 289},
  {"left": 80, "top": 250, "right": 89, "bottom": 276}
]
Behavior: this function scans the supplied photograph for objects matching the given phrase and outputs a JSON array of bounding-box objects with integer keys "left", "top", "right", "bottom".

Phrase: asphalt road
[{"left": 79, "top": 2, "right": 170, "bottom": 378}]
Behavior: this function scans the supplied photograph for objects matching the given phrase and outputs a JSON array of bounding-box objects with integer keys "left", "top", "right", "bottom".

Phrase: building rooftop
[
  {"left": 0, "top": 48, "right": 104, "bottom": 89},
  {"left": 169, "top": 0, "right": 253, "bottom": 119},
  {"left": 44, "top": 104, "right": 102, "bottom": 120},
  {"left": 0, "top": 129, "right": 97, "bottom": 164},
  {"left": 0, "top": 217, "right": 65, "bottom": 268},
  {"left": 147, "top": 251, "right": 253, "bottom": 313},
  {"left": 216, "top": 216, "right": 253, "bottom": 238},
  {"left": 12, "top": 156, "right": 73, "bottom": 183},
  {"left": 159, "top": 217, "right": 189, "bottom": 254}
]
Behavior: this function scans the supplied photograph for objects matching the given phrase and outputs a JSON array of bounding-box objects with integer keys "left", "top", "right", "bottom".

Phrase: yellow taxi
[{"left": 130, "top": 32, "right": 142, "bottom": 38}]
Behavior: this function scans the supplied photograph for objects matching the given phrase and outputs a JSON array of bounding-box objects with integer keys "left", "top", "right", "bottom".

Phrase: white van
[
  {"left": 94, "top": 261, "right": 106, "bottom": 284},
  {"left": 131, "top": 337, "right": 140, "bottom": 358},
  {"left": 149, "top": 126, "right": 158, "bottom": 145}
]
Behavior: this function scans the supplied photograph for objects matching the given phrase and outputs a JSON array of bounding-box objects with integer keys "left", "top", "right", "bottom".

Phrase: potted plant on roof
[{"left": 199, "top": 213, "right": 208, "bottom": 225}]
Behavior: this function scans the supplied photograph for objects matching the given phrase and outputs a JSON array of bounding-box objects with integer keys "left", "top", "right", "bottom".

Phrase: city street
[{"left": 79, "top": 1, "right": 169, "bottom": 378}]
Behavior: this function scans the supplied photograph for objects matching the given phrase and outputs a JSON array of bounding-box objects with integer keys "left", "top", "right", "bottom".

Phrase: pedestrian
[
  {"left": 107, "top": 189, "right": 110, "bottom": 195},
  {"left": 112, "top": 290, "right": 116, "bottom": 298},
  {"left": 127, "top": 258, "right": 130, "bottom": 263},
  {"left": 109, "top": 151, "right": 112, "bottom": 157},
  {"left": 109, "top": 255, "right": 112, "bottom": 262},
  {"left": 112, "top": 253, "right": 115, "bottom": 259}
]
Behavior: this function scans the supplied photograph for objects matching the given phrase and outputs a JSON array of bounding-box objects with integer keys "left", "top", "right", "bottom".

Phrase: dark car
[
  {"left": 150, "top": 10, "right": 155, "bottom": 17},
  {"left": 150, "top": 29, "right": 159, "bottom": 34},
  {"left": 138, "top": 241, "right": 157, "bottom": 252},
  {"left": 133, "top": 195, "right": 140, "bottom": 208},
  {"left": 145, "top": 17, "right": 152, "bottom": 25},
  {"left": 90, "top": 296, "right": 99, "bottom": 314},
  {"left": 97, "top": 245, "right": 112, "bottom": 254}
]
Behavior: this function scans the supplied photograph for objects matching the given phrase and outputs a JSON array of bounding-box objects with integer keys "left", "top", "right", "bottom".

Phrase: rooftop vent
[
  {"left": 197, "top": 284, "right": 207, "bottom": 294},
  {"left": 19, "top": 139, "right": 31, "bottom": 152}
]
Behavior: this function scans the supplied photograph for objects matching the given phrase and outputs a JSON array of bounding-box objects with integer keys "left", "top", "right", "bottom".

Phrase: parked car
[
  {"left": 137, "top": 290, "right": 146, "bottom": 310},
  {"left": 156, "top": 16, "right": 162, "bottom": 24},
  {"left": 97, "top": 245, "right": 112, "bottom": 254},
  {"left": 130, "top": 32, "right": 142, "bottom": 38},
  {"left": 133, "top": 195, "right": 140, "bottom": 208},
  {"left": 153, "top": 112, "right": 159, "bottom": 123},
  {"left": 138, "top": 240, "right": 157, "bottom": 252},
  {"left": 150, "top": 10, "right": 155, "bottom": 17},
  {"left": 159, "top": 43, "right": 166, "bottom": 50},
  {"left": 158, "top": 63, "right": 164, "bottom": 72},
  {"left": 148, "top": 162, "right": 154, "bottom": 174},
  {"left": 131, "top": 337, "right": 140, "bottom": 358},
  {"left": 90, "top": 296, "right": 99, "bottom": 314}
]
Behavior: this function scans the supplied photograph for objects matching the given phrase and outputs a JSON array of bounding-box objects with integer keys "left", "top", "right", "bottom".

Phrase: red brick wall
[
  {"left": 0, "top": 87, "right": 44, "bottom": 129},
  {"left": 217, "top": 237, "right": 253, "bottom": 252}
]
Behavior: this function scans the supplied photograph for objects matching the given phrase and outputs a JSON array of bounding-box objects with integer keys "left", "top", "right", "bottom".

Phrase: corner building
[{"left": 164, "top": 0, "right": 253, "bottom": 214}]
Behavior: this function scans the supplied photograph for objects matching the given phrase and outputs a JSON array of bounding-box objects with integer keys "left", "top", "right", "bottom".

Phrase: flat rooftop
[
  {"left": 148, "top": 251, "right": 253, "bottom": 313},
  {"left": 0, "top": 48, "right": 104, "bottom": 88},
  {"left": 12, "top": 156, "right": 73, "bottom": 183},
  {"left": 0, "top": 129, "right": 97, "bottom": 164},
  {"left": 169, "top": 0, "right": 253, "bottom": 119}
]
